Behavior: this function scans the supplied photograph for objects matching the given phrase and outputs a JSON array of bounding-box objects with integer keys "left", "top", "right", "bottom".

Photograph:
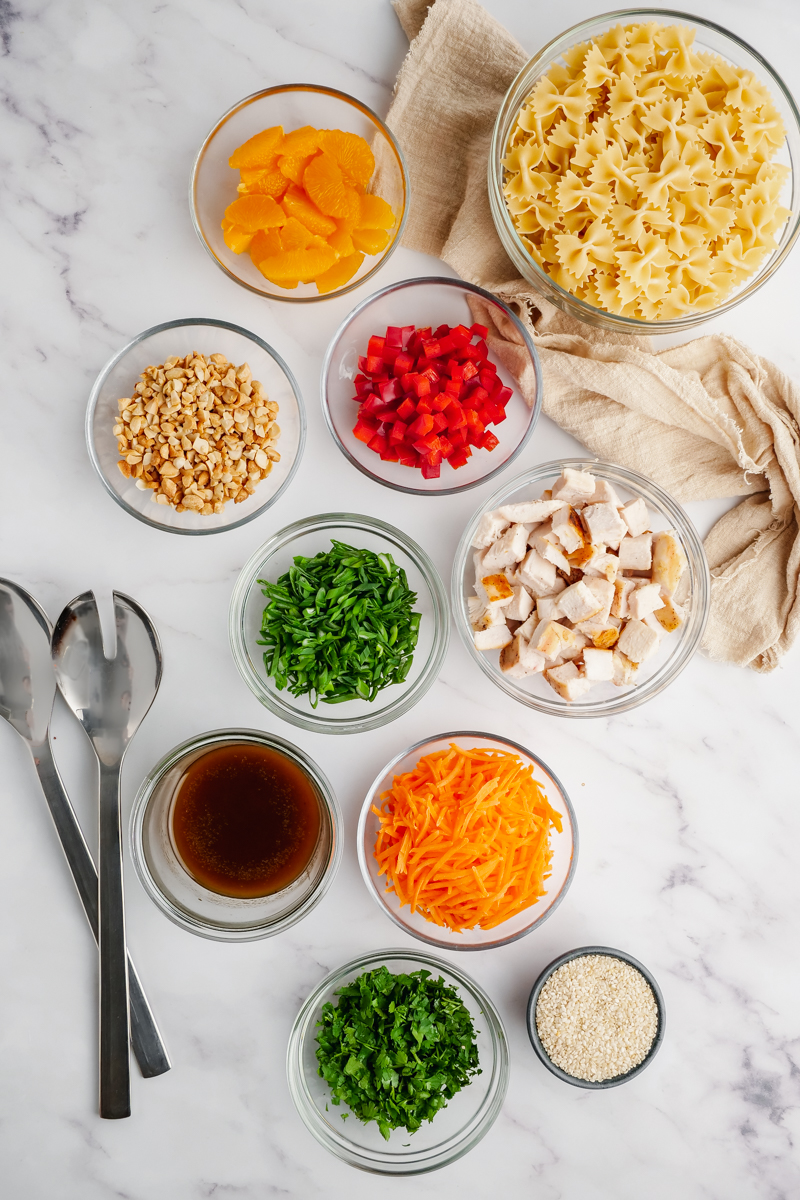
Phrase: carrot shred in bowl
[{"left": 372, "top": 744, "right": 562, "bottom": 932}]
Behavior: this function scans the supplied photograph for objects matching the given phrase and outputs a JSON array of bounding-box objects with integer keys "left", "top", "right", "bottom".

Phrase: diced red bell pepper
[
  {"left": 448, "top": 360, "right": 464, "bottom": 381},
  {"left": 449, "top": 445, "right": 472, "bottom": 468},
  {"left": 413, "top": 375, "right": 431, "bottom": 398},
  {"left": 366, "top": 355, "right": 383, "bottom": 374},
  {"left": 354, "top": 418, "right": 379, "bottom": 444},
  {"left": 396, "top": 397, "right": 417, "bottom": 422},
  {"left": 378, "top": 377, "right": 402, "bottom": 403},
  {"left": 449, "top": 425, "right": 468, "bottom": 446},
  {"left": 397, "top": 446, "right": 419, "bottom": 467},
  {"left": 439, "top": 436, "right": 454, "bottom": 458},
  {"left": 392, "top": 352, "right": 414, "bottom": 377},
  {"left": 368, "top": 432, "right": 388, "bottom": 455},
  {"left": 368, "top": 335, "right": 385, "bottom": 357},
  {"left": 389, "top": 420, "right": 408, "bottom": 443},
  {"left": 408, "top": 413, "right": 434, "bottom": 439},
  {"left": 386, "top": 325, "right": 414, "bottom": 350},
  {"left": 381, "top": 345, "right": 399, "bottom": 367},
  {"left": 462, "top": 360, "right": 478, "bottom": 382},
  {"left": 415, "top": 397, "right": 433, "bottom": 415},
  {"left": 431, "top": 392, "right": 450, "bottom": 412},
  {"left": 381, "top": 445, "right": 401, "bottom": 462},
  {"left": 470, "top": 322, "right": 489, "bottom": 338},
  {"left": 435, "top": 323, "right": 450, "bottom": 338},
  {"left": 354, "top": 374, "right": 371, "bottom": 397},
  {"left": 481, "top": 431, "right": 500, "bottom": 452},
  {"left": 421, "top": 462, "right": 440, "bottom": 479}
]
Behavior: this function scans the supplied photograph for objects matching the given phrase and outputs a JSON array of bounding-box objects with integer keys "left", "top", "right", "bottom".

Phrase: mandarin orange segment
[
  {"left": 315, "top": 251, "right": 365, "bottom": 294},
  {"left": 279, "top": 126, "right": 321, "bottom": 157},
  {"left": 221, "top": 220, "right": 255, "bottom": 254},
  {"left": 352, "top": 227, "right": 391, "bottom": 255},
  {"left": 259, "top": 246, "right": 337, "bottom": 285},
  {"left": 237, "top": 168, "right": 289, "bottom": 200},
  {"left": 281, "top": 185, "right": 337, "bottom": 237},
  {"left": 224, "top": 194, "right": 286, "bottom": 232},
  {"left": 318, "top": 130, "right": 375, "bottom": 189},
  {"left": 327, "top": 220, "right": 355, "bottom": 257},
  {"left": 303, "top": 152, "right": 361, "bottom": 219},
  {"left": 279, "top": 216, "right": 317, "bottom": 252},
  {"left": 358, "top": 193, "right": 396, "bottom": 230},
  {"left": 278, "top": 152, "right": 319, "bottom": 185},
  {"left": 249, "top": 227, "right": 283, "bottom": 268},
  {"left": 229, "top": 125, "right": 284, "bottom": 170}
]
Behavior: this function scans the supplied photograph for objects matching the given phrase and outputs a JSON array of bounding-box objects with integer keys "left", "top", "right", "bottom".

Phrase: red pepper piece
[
  {"left": 397, "top": 446, "right": 419, "bottom": 467},
  {"left": 444, "top": 378, "right": 462, "bottom": 400},
  {"left": 421, "top": 462, "right": 440, "bottom": 479},
  {"left": 366, "top": 355, "right": 383, "bottom": 374},
  {"left": 415, "top": 397, "right": 433, "bottom": 415},
  {"left": 354, "top": 374, "right": 372, "bottom": 397},
  {"left": 354, "top": 418, "right": 379, "bottom": 444},
  {"left": 413, "top": 375, "right": 431, "bottom": 398},
  {"left": 435, "top": 323, "right": 450, "bottom": 338},
  {"left": 385, "top": 326, "right": 403, "bottom": 348},
  {"left": 450, "top": 324, "right": 472, "bottom": 345},
  {"left": 368, "top": 432, "right": 388, "bottom": 455},
  {"left": 368, "top": 335, "right": 385, "bottom": 357},
  {"left": 449, "top": 445, "right": 472, "bottom": 468},
  {"left": 389, "top": 420, "right": 408, "bottom": 443},
  {"left": 381, "top": 345, "right": 400, "bottom": 367},
  {"left": 461, "top": 361, "right": 478, "bottom": 382},
  {"left": 431, "top": 393, "right": 450, "bottom": 412},
  {"left": 481, "top": 431, "right": 500, "bottom": 452},
  {"left": 431, "top": 412, "right": 448, "bottom": 432},
  {"left": 396, "top": 397, "right": 417, "bottom": 422},
  {"left": 379, "top": 378, "right": 402, "bottom": 403},
  {"left": 470, "top": 322, "right": 489, "bottom": 339},
  {"left": 439, "top": 436, "right": 454, "bottom": 458},
  {"left": 381, "top": 444, "right": 401, "bottom": 462},
  {"left": 449, "top": 425, "right": 468, "bottom": 446},
  {"left": 408, "top": 413, "right": 434, "bottom": 439},
  {"left": 445, "top": 401, "right": 466, "bottom": 430},
  {"left": 393, "top": 352, "right": 414, "bottom": 377}
]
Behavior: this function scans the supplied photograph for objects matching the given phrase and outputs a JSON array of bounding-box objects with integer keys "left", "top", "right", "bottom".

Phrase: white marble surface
[{"left": 1, "top": 1, "right": 799, "bottom": 1196}]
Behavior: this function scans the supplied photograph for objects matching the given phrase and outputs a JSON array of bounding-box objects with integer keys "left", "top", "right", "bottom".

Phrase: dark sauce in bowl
[{"left": 169, "top": 743, "right": 321, "bottom": 898}]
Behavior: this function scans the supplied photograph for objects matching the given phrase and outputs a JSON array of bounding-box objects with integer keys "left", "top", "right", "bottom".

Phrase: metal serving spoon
[
  {"left": 0, "top": 580, "right": 170, "bottom": 1082},
  {"left": 52, "top": 590, "right": 163, "bottom": 1119}
]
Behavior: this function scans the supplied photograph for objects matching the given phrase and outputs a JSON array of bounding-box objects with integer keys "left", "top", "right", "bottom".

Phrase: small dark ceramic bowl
[{"left": 526, "top": 945, "right": 666, "bottom": 1089}]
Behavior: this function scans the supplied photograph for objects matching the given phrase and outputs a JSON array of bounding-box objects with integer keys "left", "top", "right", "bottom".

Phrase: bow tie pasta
[{"left": 502, "top": 22, "right": 791, "bottom": 320}]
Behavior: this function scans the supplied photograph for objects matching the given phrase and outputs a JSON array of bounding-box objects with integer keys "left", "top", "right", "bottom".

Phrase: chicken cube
[
  {"left": 516, "top": 612, "right": 539, "bottom": 641},
  {"left": 545, "top": 660, "right": 593, "bottom": 701},
  {"left": 653, "top": 596, "right": 686, "bottom": 633},
  {"left": 583, "top": 577, "right": 614, "bottom": 623},
  {"left": 471, "top": 511, "right": 509, "bottom": 549},
  {"left": 504, "top": 584, "right": 534, "bottom": 623},
  {"left": 588, "top": 479, "right": 623, "bottom": 508},
  {"left": 558, "top": 580, "right": 604, "bottom": 623},
  {"left": 559, "top": 629, "right": 589, "bottom": 662},
  {"left": 589, "top": 624, "right": 621, "bottom": 649},
  {"left": 482, "top": 523, "right": 529, "bottom": 572},
  {"left": 652, "top": 530, "right": 687, "bottom": 597},
  {"left": 528, "top": 526, "right": 571, "bottom": 573},
  {"left": 534, "top": 620, "right": 578, "bottom": 662},
  {"left": 642, "top": 611, "right": 666, "bottom": 640},
  {"left": 473, "top": 623, "right": 513, "bottom": 651},
  {"left": 581, "top": 548, "right": 619, "bottom": 582},
  {"left": 583, "top": 647, "right": 614, "bottom": 681},
  {"left": 612, "top": 649, "right": 639, "bottom": 686},
  {"left": 500, "top": 634, "right": 546, "bottom": 678},
  {"left": 517, "top": 549, "right": 557, "bottom": 596},
  {"left": 551, "top": 468, "right": 596, "bottom": 505},
  {"left": 617, "top": 618, "right": 660, "bottom": 663},
  {"left": 611, "top": 577, "right": 636, "bottom": 619},
  {"left": 470, "top": 601, "right": 509, "bottom": 632},
  {"left": 618, "top": 533, "right": 652, "bottom": 571},
  {"left": 536, "top": 595, "right": 562, "bottom": 622},
  {"left": 620, "top": 497, "right": 650, "bottom": 538},
  {"left": 551, "top": 506, "right": 586, "bottom": 554},
  {"left": 627, "top": 582, "right": 663, "bottom": 621},
  {"left": 581, "top": 502, "right": 628, "bottom": 548},
  {"left": 476, "top": 573, "right": 514, "bottom": 614},
  {"left": 497, "top": 500, "right": 565, "bottom": 524}
]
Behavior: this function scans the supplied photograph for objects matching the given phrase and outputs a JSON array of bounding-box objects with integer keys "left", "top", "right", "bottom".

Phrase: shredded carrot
[{"left": 372, "top": 744, "right": 562, "bottom": 933}]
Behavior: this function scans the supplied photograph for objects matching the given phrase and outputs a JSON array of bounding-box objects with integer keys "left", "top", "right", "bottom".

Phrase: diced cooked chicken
[
  {"left": 534, "top": 620, "right": 579, "bottom": 662},
  {"left": 551, "top": 506, "right": 585, "bottom": 554},
  {"left": 500, "top": 634, "right": 546, "bottom": 678},
  {"left": 612, "top": 649, "right": 639, "bottom": 686},
  {"left": 504, "top": 584, "right": 534, "bottom": 622},
  {"left": 517, "top": 549, "right": 557, "bottom": 596},
  {"left": 589, "top": 624, "right": 621, "bottom": 649},
  {"left": 482, "top": 522, "right": 529, "bottom": 571},
  {"left": 470, "top": 600, "right": 509, "bottom": 632},
  {"left": 617, "top": 618, "right": 660, "bottom": 663},
  {"left": 536, "top": 595, "right": 562, "bottom": 622},
  {"left": 588, "top": 479, "right": 623, "bottom": 508},
  {"left": 652, "top": 530, "right": 687, "bottom": 597},
  {"left": 552, "top": 468, "right": 596, "bottom": 505},
  {"left": 581, "top": 548, "right": 619, "bottom": 582},
  {"left": 559, "top": 629, "right": 589, "bottom": 662},
  {"left": 618, "top": 532, "right": 652, "bottom": 571},
  {"left": 653, "top": 596, "right": 686, "bottom": 632},
  {"left": 516, "top": 612, "right": 539, "bottom": 640},
  {"left": 558, "top": 580, "right": 604, "bottom": 623},
  {"left": 642, "top": 611, "right": 666, "bottom": 640},
  {"left": 583, "top": 647, "right": 615, "bottom": 680},
  {"left": 476, "top": 573, "right": 514, "bottom": 614},
  {"left": 611, "top": 577, "right": 636, "bottom": 619},
  {"left": 582, "top": 577, "right": 614, "bottom": 623},
  {"left": 545, "top": 660, "right": 592, "bottom": 701},
  {"left": 473, "top": 624, "right": 513, "bottom": 651},
  {"left": 627, "top": 582, "right": 663, "bottom": 621},
  {"left": 620, "top": 497, "right": 650, "bottom": 538},
  {"left": 496, "top": 500, "right": 565, "bottom": 524},
  {"left": 471, "top": 511, "right": 509, "bottom": 549},
  {"left": 528, "top": 527, "right": 571, "bottom": 573},
  {"left": 581, "top": 502, "right": 628, "bottom": 548}
]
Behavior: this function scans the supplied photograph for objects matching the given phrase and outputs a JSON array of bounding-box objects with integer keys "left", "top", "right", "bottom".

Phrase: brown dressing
[{"left": 170, "top": 743, "right": 321, "bottom": 898}]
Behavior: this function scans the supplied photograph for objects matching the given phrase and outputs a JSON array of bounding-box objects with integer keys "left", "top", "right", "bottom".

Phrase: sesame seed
[{"left": 535, "top": 953, "right": 659, "bottom": 1082}]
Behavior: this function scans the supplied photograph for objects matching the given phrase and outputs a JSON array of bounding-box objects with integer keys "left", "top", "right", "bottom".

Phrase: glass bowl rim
[
  {"left": 525, "top": 944, "right": 667, "bottom": 1088},
  {"left": 189, "top": 82, "right": 411, "bottom": 304},
  {"left": 228, "top": 511, "right": 450, "bottom": 734},
  {"left": 451, "top": 456, "right": 711, "bottom": 718},
  {"left": 286, "top": 945, "right": 510, "bottom": 1174},
  {"left": 128, "top": 725, "right": 342, "bottom": 941},
  {"left": 356, "top": 728, "right": 579, "bottom": 950},
  {"left": 319, "top": 275, "right": 544, "bottom": 496},
  {"left": 488, "top": 6, "right": 800, "bottom": 334},
  {"left": 85, "top": 316, "right": 307, "bottom": 536}
]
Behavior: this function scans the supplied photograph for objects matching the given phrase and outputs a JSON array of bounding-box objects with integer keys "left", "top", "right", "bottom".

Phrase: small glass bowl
[
  {"left": 452, "top": 458, "right": 710, "bottom": 718},
  {"left": 357, "top": 731, "right": 577, "bottom": 950},
  {"left": 320, "top": 277, "right": 542, "bottom": 495},
  {"left": 191, "top": 84, "right": 409, "bottom": 303},
  {"left": 526, "top": 945, "right": 666, "bottom": 1089},
  {"left": 489, "top": 9, "right": 800, "bottom": 334},
  {"left": 129, "top": 728, "right": 341, "bottom": 941},
  {"left": 286, "top": 947, "right": 509, "bottom": 1174},
  {"left": 86, "top": 318, "right": 305, "bottom": 535},
  {"left": 229, "top": 513, "right": 449, "bottom": 734}
]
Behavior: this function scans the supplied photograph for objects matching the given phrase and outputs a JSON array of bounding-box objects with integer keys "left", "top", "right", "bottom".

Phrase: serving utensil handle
[
  {"left": 98, "top": 760, "right": 131, "bottom": 1118},
  {"left": 32, "top": 737, "right": 170, "bottom": 1079}
]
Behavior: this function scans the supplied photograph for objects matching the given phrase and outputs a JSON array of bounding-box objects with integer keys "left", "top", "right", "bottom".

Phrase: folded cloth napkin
[{"left": 387, "top": 0, "right": 800, "bottom": 672}]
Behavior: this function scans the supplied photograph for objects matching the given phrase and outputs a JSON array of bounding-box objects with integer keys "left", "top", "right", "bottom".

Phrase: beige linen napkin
[{"left": 388, "top": 0, "right": 800, "bottom": 672}]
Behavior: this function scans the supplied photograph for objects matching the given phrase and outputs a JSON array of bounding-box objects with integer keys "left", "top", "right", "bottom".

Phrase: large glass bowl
[
  {"left": 86, "top": 318, "right": 305, "bottom": 535},
  {"left": 229, "top": 513, "right": 450, "bottom": 734},
  {"left": 452, "top": 459, "right": 710, "bottom": 718},
  {"left": 489, "top": 9, "right": 800, "bottom": 334},
  {"left": 191, "top": 84, "right": 408, "bottom": 303},
  {"left": 321, "top": 277, "right": 542, "bottom": 495},
  {"left": 129, "top": 728, "right": 341, "bottom": 942},
  {"left": 286, "top": 948, "right": 509, "bottom": 1174},
  {"left": 357, "top": 731, "right": 577, "bottom": 950}
]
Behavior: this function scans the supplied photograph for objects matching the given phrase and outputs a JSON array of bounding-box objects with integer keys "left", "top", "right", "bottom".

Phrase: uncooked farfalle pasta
[{"left": 502, "top": 22, "right": 791, "bottom": 319}]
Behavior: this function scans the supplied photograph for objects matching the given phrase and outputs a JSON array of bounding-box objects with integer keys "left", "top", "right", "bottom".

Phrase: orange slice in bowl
[
  {"left": 258, "top": 246, "right": 337, "bottom": 286},
  {"left": 315, "top": 250, "right": 365, "bottom": 294},
  {"left": 237, "top": 167, "right": 289, "bottom": 200},
  {"left": 318, "top": 130, "right": 375, "bottom": 189},
  {"left": 224, "top": 194, "right": 287, "bottom": 232},
  {"left": 358, "top": 193, "right": 395, "bottom": 230},
  {"left": 282, "top": 184, "right": 337, "bottom": 236},
  {"left": 303, "top": 153, "right": 361, "bottom": 220},
  {"left": 229, "top": 126, "right": 284, "bottom": 169},
  {"left": 351, "top": 227, "right": 391, "bottom": 255}
]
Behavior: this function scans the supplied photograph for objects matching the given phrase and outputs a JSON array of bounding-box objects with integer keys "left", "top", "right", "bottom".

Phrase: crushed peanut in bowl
[
  {"left": 113, "top": 352, "right": 281, "bottom": 514},
  {"left": 532, "top": 951, "right": 661, "bottom": 1084}
]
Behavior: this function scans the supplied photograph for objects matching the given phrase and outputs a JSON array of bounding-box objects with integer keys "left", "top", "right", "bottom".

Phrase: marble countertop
[{"left": 1, "top": 1, "right": 799, "bottom": 1196}]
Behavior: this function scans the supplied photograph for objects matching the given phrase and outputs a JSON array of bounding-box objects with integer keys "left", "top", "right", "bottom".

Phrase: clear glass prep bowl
[
  {"left": 229, "top": 513, "right": 450, "bottom": 735},
  {"left": 129, "top": 728, "right": 341, "bottom": 942},
  {"left": 452, "top": 458, "right": 710, "bottom": 718},
  {"left": 357, "top": 731, "right": 577, "bottom": 950},
  {"left": 320, "top": 277, "right": 542, "bottom": 495},
  {"left": 489, "top": 8, "right": 800, "bottom": 334},
  {"left": 86, "top": 318, "right": 305, "bottom": 535},
  {"left": 191, "top": 84, "right": 409, "bottom": 303},
  {"left": 286, "top": 947, "right": 509, "bottom": 1174}
]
